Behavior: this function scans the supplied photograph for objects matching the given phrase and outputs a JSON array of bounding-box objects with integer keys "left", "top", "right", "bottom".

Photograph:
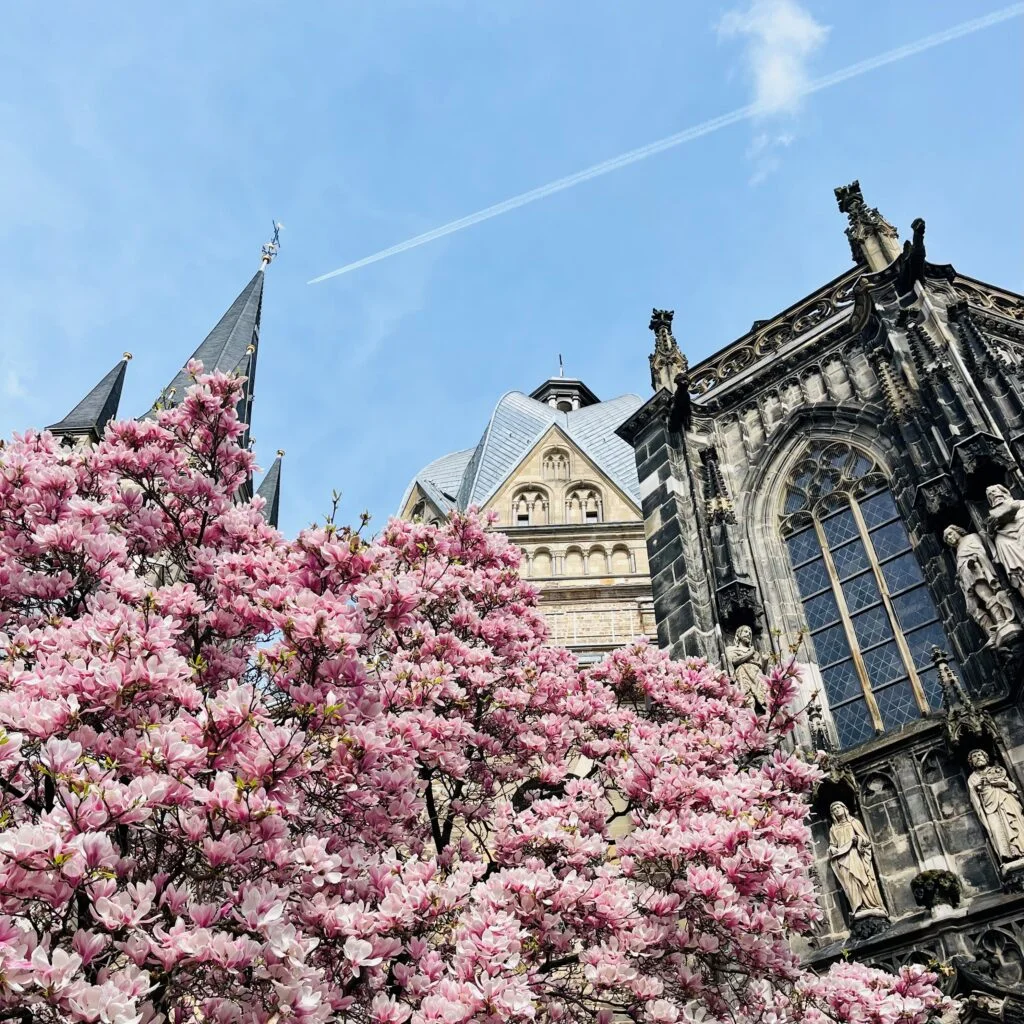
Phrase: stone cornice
[{"left": 615, "top": 389, "right": 674, "bottom": 445}]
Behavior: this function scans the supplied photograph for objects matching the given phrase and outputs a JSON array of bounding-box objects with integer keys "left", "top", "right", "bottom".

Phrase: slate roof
[
  {"left": 256, "top": 455, "right": 282, "bottom": 528},
  {"left": 48, "top": 357, "right": 129, "bottom": 439},
  {"left": 399, "top": 388, "right": 644, "bottom": 516}
]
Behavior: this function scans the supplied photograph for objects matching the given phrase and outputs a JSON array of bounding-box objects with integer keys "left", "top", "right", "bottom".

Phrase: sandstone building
[
  {"left": 618, "top": 182, "right": 1024, "bottom": 1010},
  {"left": 398, "top": 376, "right": 657, "bottom": 663}
]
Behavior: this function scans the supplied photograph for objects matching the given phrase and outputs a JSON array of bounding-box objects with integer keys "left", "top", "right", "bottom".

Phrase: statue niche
[
  {"left": 987, "top": 485, "right": 1024, "bottom": 602},
  {"left": 827, "top": 801, "right": 889, "bottom": 937},
  {"left": 725, "top": 625, "right": 767, "bottom": 709},
  {"left": 967, "top": 749, "right": 1024, "bottom": 876},
  {"left": 944, "top": 524, "right": 1020, "bottom": 648}
]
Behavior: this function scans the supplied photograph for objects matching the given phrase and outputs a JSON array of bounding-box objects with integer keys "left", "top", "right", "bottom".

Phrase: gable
[{"left": 483, "top": 424, "right": 641, "bottom": 527}]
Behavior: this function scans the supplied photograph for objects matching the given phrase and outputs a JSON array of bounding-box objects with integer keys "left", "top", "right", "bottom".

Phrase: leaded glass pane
[
  {"left": 821, "top": 508, "right": 858, "bottom": 547},
  {"left": 869, "top": 520, "right": 912, "bottom": 561},
  {"left": 917, "top": 667, "right": 943, "bottom": 710},
  {"left": 893, "top": 586, "right": 940, "bottom": 633},
  {"left": 862, "top": 641, "right": 904, "bottom": 685},
  {"left": 832, "top": 699, "right": 877, "bottom": 749},
  {"left": 843, "top": 571, "right": 881, "bottom": 613},
  {"left": 804, "top": 590, "right": 840, "bottom": 631},
  {"left": 812, "top": 622, "right": 851, "bottom": 667},
  {"left": 785, "top": 490, "right": 806, "bottom": 515},
  {"left": 859, "top": 491, "right": 898, "bottom": 528},
  {"left": 852, "top": 606, "right": 893, "bottom": 650},
  {"left": 795, "top": 558, "right": 830, "bottom": 597},
  {"left": 831, "top": 539, "right": 869, "bottom": 579},
  {"left": 881, "top": 552, "right": 924, "bottom": 594},
  {"left": 821, "top": 659, "right": 863, "bottom": 703},
  {"left": 905, "top": 622, "right": 948, "bottom": 669},
  {"left": 786, "top": 529, "right": 819, "bottom": 567},
  {"left": 874, "top": 680, "right": 922, "bottom": 729},
  {"left": 851, "top": 454, "right": 873, "bottom": 478}
]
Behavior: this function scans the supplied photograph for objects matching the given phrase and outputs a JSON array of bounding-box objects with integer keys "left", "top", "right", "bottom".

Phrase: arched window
[
  {"left": 566, "top": 485, "right": 602, "bottom": 524},
  {"left": 511, "top": 487, "right": 549, "bottom": 526},
  {"left": 781, "top": 441, "right": 946, "bottom": 750},
  {"left": 542, "top": 448, "right": 571, "bottom": 481}
]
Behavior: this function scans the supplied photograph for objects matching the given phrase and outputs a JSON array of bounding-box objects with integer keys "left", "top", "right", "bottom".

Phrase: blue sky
[{"left": 2, "top": 2, "right": 1021, "bottom": 537}]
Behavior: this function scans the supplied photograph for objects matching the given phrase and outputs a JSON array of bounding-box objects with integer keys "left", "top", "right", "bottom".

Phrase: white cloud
[
  {"left": 718, "top": 0, "right": 829, "bottom": 115},
  {"left": 718, "top": 0, "right": 828, "bottom": 184}
]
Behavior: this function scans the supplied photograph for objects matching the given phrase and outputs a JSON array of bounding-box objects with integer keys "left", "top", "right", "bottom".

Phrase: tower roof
[
  {"left": 399, "top": 386, "right": 643, "bottom": 516},
  {"left": 146, "top": 269, "right": 265, "bottom": 419},
  {"left": 48, "top": 355, "right": 130, "bottom": 441},
  {"left": 256, "top": 452, "right": 283, "bottom": 528}
]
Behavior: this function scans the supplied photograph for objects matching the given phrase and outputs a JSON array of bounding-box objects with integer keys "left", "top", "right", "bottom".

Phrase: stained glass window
[{"left": 781, "top": 442, "right": 948, "bottom": 750}]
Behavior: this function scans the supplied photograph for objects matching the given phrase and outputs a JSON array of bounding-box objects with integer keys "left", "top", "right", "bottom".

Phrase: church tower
[
  {"left": 47, "top": 229, "right": 284, "bottom": 522},
  {"left": 399, "top": 373, "right": 657, "bottom": 663},
  {"left": 618, "top": 181, "right": 1024, "bottom": 1005}
]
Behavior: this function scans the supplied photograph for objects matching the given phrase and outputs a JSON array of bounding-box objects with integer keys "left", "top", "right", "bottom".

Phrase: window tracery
[{"left": 781, "top": 441, "right": 947, "bottom": 749}]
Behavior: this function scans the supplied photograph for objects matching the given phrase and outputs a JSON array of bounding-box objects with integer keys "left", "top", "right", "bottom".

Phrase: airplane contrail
[{"left": 309, "top": 4, "right": 1024, "bottom": 284}]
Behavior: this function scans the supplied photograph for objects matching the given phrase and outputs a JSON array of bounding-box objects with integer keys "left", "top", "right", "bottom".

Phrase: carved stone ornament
[
  {"left": 725, "top": 625, "right": 767, "bottom": 708},
  {"left": 987, "top": 485, "right": 1024, "bottom": 602},
  {"left": 967, "top": 749, "right": 1024, "bottom": 875},
  {"left": 648, "top": 309, "right": 688, "bottom": 394},
  {"left": 933, "top": 648, "right": 999, "bottom": 751},
  {"left": 827, "top": 801, "right": 888, "bottom": 933},
  {"left": 943, "top": 525, "right": 1021, "bottom": 648}
]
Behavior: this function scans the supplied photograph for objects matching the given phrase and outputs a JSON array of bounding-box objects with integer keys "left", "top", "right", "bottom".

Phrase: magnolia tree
[{"left": 0, "top": 365, "right": 952, "bottom": 1024}]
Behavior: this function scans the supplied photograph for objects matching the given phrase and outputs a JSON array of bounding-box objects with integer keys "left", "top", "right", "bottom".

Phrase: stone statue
[
  {"left": 725, "top": 625, "right": 767, "bottom": 708},
  {"left": 987, "top": 485, "right": 1024, "bottom": 600},
  {"left": 967, "top": 749, "right": 1024, "bottom": 870},
  {"left": 648, "top": 309, "right": 688, "bottom": 394},
  {"left": 944, "top": 525, "right": 1019, "bottom": 646},
  {"left": 827, "top": 801, "right": 887, "bottom": 922}
]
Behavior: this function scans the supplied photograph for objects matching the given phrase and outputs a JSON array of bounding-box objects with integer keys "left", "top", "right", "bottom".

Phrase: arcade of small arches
[
  {"left": 509, "top": 481, "right": 606, "bottom": 527},
  {"left": 519, "top": 543, "right": 638, "bottom": 579}
]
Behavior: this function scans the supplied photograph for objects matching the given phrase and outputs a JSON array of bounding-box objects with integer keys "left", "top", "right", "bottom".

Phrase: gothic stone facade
[{"left": 618, "top": 183, "right": 1024, "bottom": 1000}]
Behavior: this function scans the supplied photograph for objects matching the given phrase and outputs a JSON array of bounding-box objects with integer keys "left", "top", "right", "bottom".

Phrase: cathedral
[
  {"left": 403, "top": 181, "right": 1024, "bottom": 1014},
  {"left": 42, "top": 184, "right": 1024, "bottom": 1015}
]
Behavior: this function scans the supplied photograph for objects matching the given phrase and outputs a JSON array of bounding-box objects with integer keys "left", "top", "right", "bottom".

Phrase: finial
[
  {"left": 558, "top": 354, "right": 564, "bottom": 378},
  {"left": 833, "top": 180, "right": 900, "bottom": 271},
  {"left": 276, "top": 449, "right": 285, "bottom": 458},
  {"left": 260, "top": 220, "right": 283, "bottom": 268},
  {"left": 122, "top": 351, "right": 133, "bottom": 361},
  {"left": 648, "top": 308, "right": 688, "bottom": 395}
]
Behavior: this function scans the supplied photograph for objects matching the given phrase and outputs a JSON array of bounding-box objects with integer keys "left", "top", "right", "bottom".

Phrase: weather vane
[
  {"left": 261, "top": 221, "right": 284, "bottom": 266},
  {"left": 558, "top": 353, "right": 564, "bottom": 378}
]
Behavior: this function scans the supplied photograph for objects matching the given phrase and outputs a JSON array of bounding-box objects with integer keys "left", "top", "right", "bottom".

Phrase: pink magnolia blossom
[{"left": 0, "top": 369, "right": 953, "bottom": 1023}]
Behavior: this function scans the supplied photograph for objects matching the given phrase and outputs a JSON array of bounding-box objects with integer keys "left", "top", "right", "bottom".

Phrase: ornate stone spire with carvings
[
  {"left": 648, "top": 309, "right": 688, "bottom": 394},
  {"left": 834, "top": 180, "right": 901, "bottom": 271}
]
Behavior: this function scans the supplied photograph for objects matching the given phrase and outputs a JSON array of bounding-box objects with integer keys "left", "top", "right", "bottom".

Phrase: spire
[
  {"left": 255, "top": 450, "right": 283, "bottom": 528},
  {"left": 147, "top": 269, "right": 265, "bottom": 419},
  {"left": 48, "top": 353, "right": 131, "bottom": 442},
  {"left": 146, "top": 223, "right": 280, "bottom": 420},
  {"left": 834, "top": 180, "right": 901, "bottom": 272}
]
